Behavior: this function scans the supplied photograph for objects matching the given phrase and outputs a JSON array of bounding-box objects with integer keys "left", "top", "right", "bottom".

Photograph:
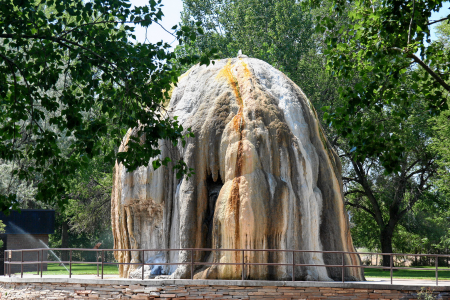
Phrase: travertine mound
[{"left": 111, "top": 58, "right": 364, "bottom": 281}]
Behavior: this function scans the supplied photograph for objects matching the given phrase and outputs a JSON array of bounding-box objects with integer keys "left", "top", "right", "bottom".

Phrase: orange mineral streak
[
  {"left": 240, "top": 60, "right": 252, "bottom": 80},
  {"left": 217, "top": 60, "right": 251, "bottom": 274},
  {"left": 217, "top": 60, "right": 245, "bottom": 132},
  {"left": 217, "top": 60, "right": 243, "bottom": 106}
]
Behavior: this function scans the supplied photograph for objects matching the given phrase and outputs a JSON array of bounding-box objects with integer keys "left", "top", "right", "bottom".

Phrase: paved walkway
[{"left": 2, "top": 274, "right": 450, "bottom": 288}]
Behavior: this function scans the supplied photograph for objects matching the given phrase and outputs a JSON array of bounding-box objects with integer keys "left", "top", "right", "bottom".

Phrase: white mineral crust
[{"left": 111, "top": 58, "right": 364, "bottom": 281}]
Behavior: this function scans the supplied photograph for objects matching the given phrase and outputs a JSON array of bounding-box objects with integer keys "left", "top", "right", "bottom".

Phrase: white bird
[{"left": 237, "top": 50, "right": 248, "bottom": 58}]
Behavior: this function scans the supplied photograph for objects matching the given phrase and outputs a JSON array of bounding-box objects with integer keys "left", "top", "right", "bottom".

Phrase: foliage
[
  {"left": 179, "top": 0, "right": 315, "bottom": 87},
  {"left": 342, "top": 91, "right": 439, "bottom": 264},
  {"left": 417, "top": 287, "right": 437, "bottom": 300},
  {"left": 178, "top": 0, "right": 450, "bottom": 258},
  {"left": 0, "top": 160, "right": 37, "bottom": 207},
  {"left": 309, "top": 0, "right": 450, "bottom": 172},
  {"left": 0, "top": 220, "right": 5, "bottom": 248},
  {"left": 47, "top": 153, "right": 115, "bottom": 259},
  {"left": 0, "top": 0, "right": 214, "bottom": 212}
]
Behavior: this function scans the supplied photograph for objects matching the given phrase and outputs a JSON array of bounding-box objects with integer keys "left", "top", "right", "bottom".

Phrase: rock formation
[{"left": 111, "top": 57, "right": 364, "bottom": 281}]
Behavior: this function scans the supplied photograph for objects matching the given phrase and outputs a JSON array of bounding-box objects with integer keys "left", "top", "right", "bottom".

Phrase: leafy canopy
[
  {"left": 0, "top": 0, "right": 212, "bottom": 212},
  {"left": 310, "top": 0, "right": 450, "bottom": 172}
]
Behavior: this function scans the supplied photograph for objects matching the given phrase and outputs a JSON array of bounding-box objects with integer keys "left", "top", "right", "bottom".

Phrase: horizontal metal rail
[{"left": 4, "top": 248, "right": 450, "bottom": 286}]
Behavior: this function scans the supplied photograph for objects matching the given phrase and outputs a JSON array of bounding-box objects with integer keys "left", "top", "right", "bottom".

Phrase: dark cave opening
[{"left": 202, "top": 172, "right": 223, "bottom": 262}]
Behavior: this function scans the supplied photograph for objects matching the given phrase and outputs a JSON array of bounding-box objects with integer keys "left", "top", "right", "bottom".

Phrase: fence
[{"left": 3, "top": 248, "right": 450, "bottom": 286}]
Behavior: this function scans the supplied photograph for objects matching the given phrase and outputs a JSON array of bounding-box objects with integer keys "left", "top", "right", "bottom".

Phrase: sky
[
  {"left": 430, "top": 4, "right": 450, "bottom": 41},
  {"left": 129, "top": 0, "right": 450, "bottom": 46},
  {"left": 129, "top": 0, "right": 183, "bottom": 47}
]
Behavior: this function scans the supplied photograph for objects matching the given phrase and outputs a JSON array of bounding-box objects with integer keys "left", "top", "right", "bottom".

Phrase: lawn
[
  {"left": 25, "top": 263, "right": 119, "bottom": 276},
  {"left": 363, "top": 266, "right": 450, "bottom": 280},
  {"left": 24, "top": 264, "right": 450, "bottom": 280}
]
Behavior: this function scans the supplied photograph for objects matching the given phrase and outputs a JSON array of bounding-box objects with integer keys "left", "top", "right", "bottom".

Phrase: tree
[
  {"left": 180, "top": 0, "right": 315, "bottom": 85},
  {"left": 0, "top": 220, "right": 5, "bottom": 248},
  {"left": 55, "top": 153, "right": 114, "bottom": 261},
  {"left": 341, "top": 95, "right": 439, "bottom": 266},
  {"left": 310, "top": 0, "right": 450, "bottom": 172},
  {"left": 0, "top": 0, "right": 212, "bottom": 212},
  {"left": 178, "top": 0, "right": 358, "bottom": 132}
]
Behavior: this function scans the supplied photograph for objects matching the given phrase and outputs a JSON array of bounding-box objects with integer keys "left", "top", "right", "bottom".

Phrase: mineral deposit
[{"left": 111, "top": 57, "right": 364, "bottom": 281}]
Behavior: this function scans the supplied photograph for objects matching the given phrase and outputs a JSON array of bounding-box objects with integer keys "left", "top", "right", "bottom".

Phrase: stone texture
[
  {"left": 111, "top": 57, "right": 363, "bottom": 281},
  {"left": 1, "top": 282, "right": 450, "bottom": 300}
]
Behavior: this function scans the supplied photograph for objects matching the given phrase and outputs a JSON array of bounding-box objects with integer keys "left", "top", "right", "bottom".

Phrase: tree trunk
[
  {"left": 380, "top": 228, "right": 393, "bottom": 268},
  {"left": 61, "top": 220, "right": 69, "bottom": 263}
]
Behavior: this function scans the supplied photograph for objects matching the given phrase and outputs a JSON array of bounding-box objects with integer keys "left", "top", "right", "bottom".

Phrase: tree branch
[
  {"left": 154, "top": 21, "right": 178, "bottom": 39},
  {"left": 391, "top": 47, "right": 450, "bottom": 93},
  {"left": 346, "top": 201, "right": 376, "bottom": 219},
  {"left": 349, "top": 156, "right": 385, "bottom": 227},
  {"left": 0, "top": 34, "right": 117, "bottom": 69},
  {"left": 426, "top": 17, "right": 449, "bottom": 26},
  {"left": 408, "top": 0, "right": 415, "bottom": 45},
  {"left": 344, "top": 189, "right": 366, "bottom": 196},
  {"left": 342, "top": 176, "right": 360, "bottom": 183}
]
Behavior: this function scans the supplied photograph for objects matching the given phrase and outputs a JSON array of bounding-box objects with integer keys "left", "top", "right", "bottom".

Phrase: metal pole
[
  {"left": 40, "top": 249, "right": 43, "bottom": 278},
  {"left": 69, "top": 250, "right": 72, "bottom": 278},
  {"left": 142, "top": 250, "right": 144, "bottom": 280},
  {"left": 190, "top": 249, "right": 194, "bottom": 280},
  {"left": 37, "top": 250, "right": 39, "bottom": 275},
  {"left": 292, "top": 251, "right": 295, "bottom": 282},
  {"left": 102, "top": 250, "right": 104, "bottom": 280},
  {"left": 342, "top": 252, "right": 345, "bottom": 283},
  {"left": 97, "top": 251, "right": 99, "bottom": 277},
  {"left": 241, "top": 250, "right": 244, "bottom": 281},
  {"left": 390, "top": 254, "right": 393, "bottom": 285},
  {"left": 8, "top": 251, "right": 11, "bottom": 277},
  {"left": 436, "top": 254, "right": 438, "bottom": 286},
  {"left": 21, "top": 251, "right": 23, "bottom": 278}
]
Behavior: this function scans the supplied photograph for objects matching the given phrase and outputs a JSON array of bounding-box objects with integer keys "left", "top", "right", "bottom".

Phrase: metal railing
[{"left": 3, "top": 248, "right": 450, "bottom": 286}]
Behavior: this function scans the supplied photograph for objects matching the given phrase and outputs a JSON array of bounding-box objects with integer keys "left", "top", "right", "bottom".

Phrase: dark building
[{"left": 0, "top": 209, "right": 55, "bottom": 275}]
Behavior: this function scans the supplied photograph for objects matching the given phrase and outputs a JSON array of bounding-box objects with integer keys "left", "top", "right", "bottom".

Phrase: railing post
[
  {"left": 21, "top": 250, "right": 23, "bottom": 278},
  {"left": 190, "top": 249, "right": 194, "bottom": 280},
  {"left": 241, "top": 250, "right": 245, "bottom": 281},
  {"left": 69, "top": 250, "right": 72, "bottom": 278},
  {"left": 37, "top": 250, "right": 40, "bottom": 275},
  {"left": 102, "top": 250, "right": 104, "bottom": 280},
  {"left": 436, "top": 254, "right": 438, "bottom": 286},
  {"left": 142, "top": 250, "right": 144, "bottom": 280},
  {"left": 390, "top": 254, "right": 393, "bottom": 285},
  {"left": 40, "top": 249, "right": 43, "bottom": 278},
  {"left": 97, "top": 250, "right": 99, "bottom": 277},
  {"left": 7, "top": 250, "right": 11, "bottom": 277},
  {"left": 342, "top": 252, "right": 345, "bottom": 283},
  {"left": 292, "top": 251, "right": 295, "bottom": 282}
]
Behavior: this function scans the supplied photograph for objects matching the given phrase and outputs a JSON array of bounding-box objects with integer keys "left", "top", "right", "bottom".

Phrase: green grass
[
  {"left": 25, "top": 263, "right": 450, "bottom": 280},
  {"left": 24, "top": 263, "right": 119, "bottom": 275},
  {"left": 364, "top": 266, "right": 450, "bottom": 280}
]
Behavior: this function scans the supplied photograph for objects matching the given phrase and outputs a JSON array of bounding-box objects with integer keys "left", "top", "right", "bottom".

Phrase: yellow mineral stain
[
  {"left": 240, "top": 60, "right": 252, "bottom": 80},
  {"left": 177, "top": 68, "right": 192, "bottom": 82},
  {"left": 216, "top": 60, "right": 246, "bottom": 132},
  {"left": 216, "top": 59, "right": 243, "bottom": 106}
]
